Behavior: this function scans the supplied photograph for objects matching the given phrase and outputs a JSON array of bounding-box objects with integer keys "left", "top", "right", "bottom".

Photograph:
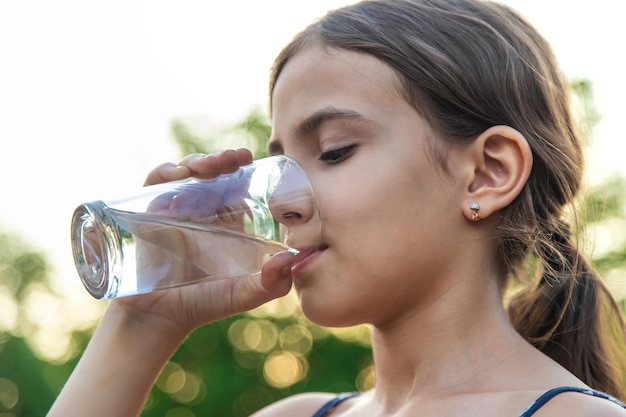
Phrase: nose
[{"left": 268, "top": 162, "right": 317, "bottom": 229}]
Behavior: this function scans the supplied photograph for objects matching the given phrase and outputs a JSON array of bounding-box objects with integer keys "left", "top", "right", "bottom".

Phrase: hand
[{"left": 115, "top": 149, "right": 296, "bottom": 337}]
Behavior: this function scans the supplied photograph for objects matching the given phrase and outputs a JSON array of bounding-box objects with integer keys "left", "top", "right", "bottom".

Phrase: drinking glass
[{"left": 70, "top": 155, "right": 318, "bottom": 299}]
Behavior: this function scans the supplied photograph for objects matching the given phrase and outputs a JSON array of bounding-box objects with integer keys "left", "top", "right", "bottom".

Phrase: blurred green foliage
[
  {"left": 0, "top": 232, "right": 89, "bottom": 417},
  {"left": 171, "top": 107, "right": 272, "bottom": 160},
  {"left": 1, "top": 84, "right": 626, "bottom": 416},
  {"left": 0, "top": 227, "right": 374, "bottom": 417}
]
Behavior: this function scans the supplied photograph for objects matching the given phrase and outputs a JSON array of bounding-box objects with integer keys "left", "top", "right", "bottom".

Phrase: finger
[
  {"left": 144, "top": 163, "right": 191, "bottom": 186},
  {"left": 234, "top": 148, "right": 254, "bottom": 166},
  {"left": 259, "top": 251, "right": 296, "bottom": 295},
  {"left": 186, "top": 149, "right": 254, "bottom": 178},
  {"left": 208, "top": 148, "right": 253, "bottom": 170},
  {"left": 146, "top": 191, "right": 177, "bottom": 214},
  {"left": 177, "top": 153, "right": 207, "bottom": 166},
  {"left": 224, "top": 251, "right": 295, "bottom": 316}
]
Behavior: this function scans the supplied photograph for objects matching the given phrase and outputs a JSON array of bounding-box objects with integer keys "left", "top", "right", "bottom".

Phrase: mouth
[{"left": 291, "top": 244, "right": 328, "bottom": 276}]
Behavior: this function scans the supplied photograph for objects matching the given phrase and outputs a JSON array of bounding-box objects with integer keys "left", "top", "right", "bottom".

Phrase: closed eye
[{"left": 319, "top": 145, "right": 356, "bottom": 164}]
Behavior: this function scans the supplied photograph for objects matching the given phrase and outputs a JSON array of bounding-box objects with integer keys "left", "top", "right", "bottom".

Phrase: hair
[{"left": 269, "top": 0, "right": 626, "bottom": 400}]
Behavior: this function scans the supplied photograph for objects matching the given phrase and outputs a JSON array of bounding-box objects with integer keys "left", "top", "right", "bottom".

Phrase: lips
[{"left": 291, "top": 244, "right": 327, "bottom": 276}]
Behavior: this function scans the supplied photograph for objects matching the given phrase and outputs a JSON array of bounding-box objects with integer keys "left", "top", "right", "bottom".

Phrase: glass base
[{"left": 71, "top": 201, "right": 120, "bottom": 299}]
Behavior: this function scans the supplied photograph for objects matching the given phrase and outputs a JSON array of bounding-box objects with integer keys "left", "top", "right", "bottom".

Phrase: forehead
[{"left": 270, "top": 45, "right": 404, "bottom": 128}]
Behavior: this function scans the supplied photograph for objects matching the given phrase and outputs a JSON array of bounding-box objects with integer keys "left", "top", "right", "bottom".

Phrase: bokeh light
[
  {"left": 262, "top": 351, "right": 308, "bottom": 388},
  {"left": 164, "top": 407, "right": 195, "bottom": 417},
  {"left": 279, "top": 324, "right": 313, "bottom": 356},
  {"left": 356, "top": 360, "right": 375, "bottom": 391},
  {"left": 247, "top": 291, "right": 300, "bottom": 319},
  {"left": 0, "top": 378, "right": 18, "bottom": 411},
  {"left": 156, "top": 361, "right": 206, "bottom": 405},
  {"left": 228, "top": 318, "right": 279, "bottom": 353},
  {"left": 18, "top": 283, "right": 103, "bottom": 363},
  {"left": 329, "top": 325, "right": 372, "bottom": 347},
  {"left": 0, "top": 288, "right": 17, "bottom": 333},
  {"left": 157, "top": 362, "right": 186, "bottom": 394},
  {"left": 231, "top": 385, "right": 274, "bottom": 417}
]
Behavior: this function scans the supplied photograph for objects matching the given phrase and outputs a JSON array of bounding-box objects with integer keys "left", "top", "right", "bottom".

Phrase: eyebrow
[
  {"left": 268, "top": 107, "right": 369, "bottom": 155},
  {"left": 292, "top": 106, "right": 365, "bottom": 138}
]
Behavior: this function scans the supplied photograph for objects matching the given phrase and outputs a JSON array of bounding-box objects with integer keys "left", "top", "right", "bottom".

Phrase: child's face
[{"left": 269, "top": 45, "right": 469, "bottom": 327}]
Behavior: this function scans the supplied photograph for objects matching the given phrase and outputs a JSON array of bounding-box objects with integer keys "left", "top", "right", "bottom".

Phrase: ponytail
[{"left": 508, "top": 220, "right": 626, "bottom": 400}]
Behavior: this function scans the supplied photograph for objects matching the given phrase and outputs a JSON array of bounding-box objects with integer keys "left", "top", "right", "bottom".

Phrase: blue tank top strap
[
  {"left": 311, "top": 392, "right": 360, "bottom": 417},
  {"left": 519, "top": 386, "right": 626, "bottom": 416}
]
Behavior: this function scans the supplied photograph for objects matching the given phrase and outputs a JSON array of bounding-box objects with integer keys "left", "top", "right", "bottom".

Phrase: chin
[{"left": 298, "top": 297, "right": 365, "bottom": 328}]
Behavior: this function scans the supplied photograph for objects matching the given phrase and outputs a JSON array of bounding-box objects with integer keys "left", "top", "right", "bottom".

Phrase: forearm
[{"left": 47, "top": 301, "right": 188, "bottom": 417}]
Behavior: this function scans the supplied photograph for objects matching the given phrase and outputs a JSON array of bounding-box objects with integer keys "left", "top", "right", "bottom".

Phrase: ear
[{"left": 461, "top": 125, "right": 533, "bottom": 221}]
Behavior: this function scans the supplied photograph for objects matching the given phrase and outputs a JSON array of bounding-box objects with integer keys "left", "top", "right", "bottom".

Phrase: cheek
[{"left": 322, "top": 175, "right": 423, "bottom": 241}]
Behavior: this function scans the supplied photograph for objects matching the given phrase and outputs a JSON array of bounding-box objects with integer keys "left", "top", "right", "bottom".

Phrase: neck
[{"left": 368, "top": 270, "right": 527, "bottom": 411}]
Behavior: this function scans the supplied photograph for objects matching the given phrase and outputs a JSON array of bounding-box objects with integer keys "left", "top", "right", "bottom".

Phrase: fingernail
[{"left": 171, "top": 166, "right": 189, "bottom": 179}]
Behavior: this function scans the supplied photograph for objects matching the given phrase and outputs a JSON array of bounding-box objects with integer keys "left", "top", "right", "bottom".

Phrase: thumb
[
  {"left": 218, "top": 251, "right": 295, "bottom": 320},
  {"left": 260, "top": 250, "right": 296, "bottom": 297}
]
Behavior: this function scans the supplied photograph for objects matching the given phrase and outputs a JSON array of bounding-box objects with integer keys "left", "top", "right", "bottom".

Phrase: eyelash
[{"left": 319, "top": 145, "right": 356, "bottom": 164}]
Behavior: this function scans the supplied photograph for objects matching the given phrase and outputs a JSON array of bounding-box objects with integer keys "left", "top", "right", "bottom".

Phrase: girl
[{"left": 49, "top": 0, "right": 626, "bottom": 415}]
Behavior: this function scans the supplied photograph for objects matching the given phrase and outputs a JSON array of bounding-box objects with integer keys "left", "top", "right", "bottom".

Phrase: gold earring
[{"left": 470, "top": 202, "right": 480, "bottom": 221}]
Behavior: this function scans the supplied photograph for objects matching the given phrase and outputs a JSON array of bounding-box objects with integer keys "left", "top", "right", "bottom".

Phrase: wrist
[
  {"left": 106, "top": 299, "right": 191, "bottom": 347},
  {"left": 47, "top": 300, "right": 190, "bottom": 417}
]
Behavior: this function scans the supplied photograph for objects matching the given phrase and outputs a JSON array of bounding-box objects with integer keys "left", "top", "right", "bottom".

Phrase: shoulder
[
  {"left": 528, "top": 389, "right": 626, "bottom": 417},
  {"left": 251, "top": 392, "right": 339, "bottom": 417}
]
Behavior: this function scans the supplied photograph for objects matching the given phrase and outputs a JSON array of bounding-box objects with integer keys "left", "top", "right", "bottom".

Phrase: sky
[{"left": 1, "top": 0, "right": 625, "bottom": 301}]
